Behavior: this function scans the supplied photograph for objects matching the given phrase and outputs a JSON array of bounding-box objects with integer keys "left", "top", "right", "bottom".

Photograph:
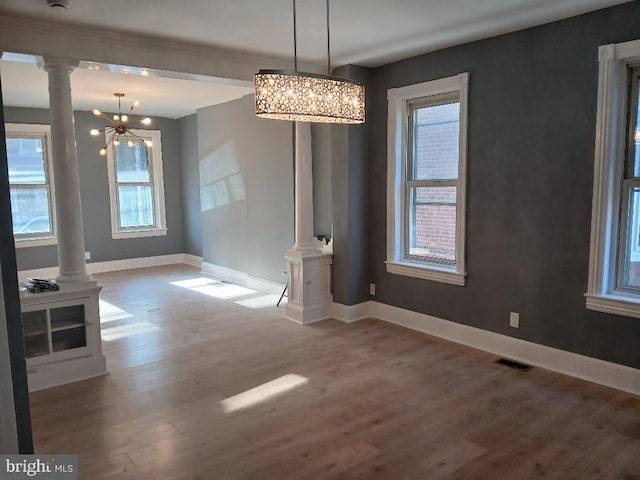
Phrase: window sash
[
  {"left": 113, "top": 137, "right": 158, "bottom": 230},
  {"left": 407, "top": 92, "right": 460, "bottom": 183},
  {"left": 405, "top": 183, "right": 457, "bottom": 266},
  {"left": 615, "top": 67, "right": 640, "bottom": 293},
  {"left": 404, "top": 94, "right": 460, "bottom": 267},
  {"left": 625, "top": 66, "right": 640, "bottom": 179},
  {"left": 7, "top": 132, "right": 54, "bottom": 238},
  {"left": 114, "top": 141, "right": 153, "bottom": 184}
]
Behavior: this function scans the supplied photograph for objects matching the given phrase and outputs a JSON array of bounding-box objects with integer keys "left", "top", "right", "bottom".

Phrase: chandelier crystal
[
  {"left": 254, "top": 0, "right": 365, "bottom": 124},
  {"left": 90, "top": 93, "right": 152, "bottom": 156}
]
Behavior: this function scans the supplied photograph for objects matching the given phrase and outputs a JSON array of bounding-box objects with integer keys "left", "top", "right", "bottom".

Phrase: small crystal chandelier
[
  {"left": 254, "top": 0, "right": 365, "bottom": 124},
  {"left": 90, "top": 93, "right": 152, "bottom": 156}
]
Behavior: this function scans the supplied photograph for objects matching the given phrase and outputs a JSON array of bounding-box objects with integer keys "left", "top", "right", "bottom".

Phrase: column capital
[{"left": 38, "top": 56, "right": 79, "bottom": 73}]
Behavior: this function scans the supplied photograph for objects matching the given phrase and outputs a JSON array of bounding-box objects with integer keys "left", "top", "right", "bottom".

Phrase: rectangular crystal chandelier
[{"left": 254, "top": 0, "right": 365, "bottom": 124}]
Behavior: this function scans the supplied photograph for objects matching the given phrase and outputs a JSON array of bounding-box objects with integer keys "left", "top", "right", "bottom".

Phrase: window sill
[
  {"left": 585, "top": 293, "right": 640, "bottom": 319},
  {"left": 15, "top": 236, "right": 57, "bottom": 248},
  {"left": 385, "top": 260, "right": 466, "bottom": 286},
  {"left": 112, "top": 228, "right": 167, "bottom": 240}
]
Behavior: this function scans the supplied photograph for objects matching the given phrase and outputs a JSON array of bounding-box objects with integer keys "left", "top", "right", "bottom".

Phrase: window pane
[
  {"left": 412, "top": 102, "right": 460, "bottom": 180},
  {"left": 6, "top": 137, "right": 47, "bottom": 185},
  {"left": 10, "top": 188, "right": 51, "bottom": 235},
  {"left": 622, "top": 186, "right": 640, "bottom": 288},
  {"left": 409, "top": 186, "right": 456, "bottom": 263},
  {"left": 115, "top": 142, "right": 150, "bottom": 183},
  {"left": 118, "top": 186, "right": 154, "bottom": 228},
  {"left": 633, "top": 77, "right": 640, "bottom": 178}
]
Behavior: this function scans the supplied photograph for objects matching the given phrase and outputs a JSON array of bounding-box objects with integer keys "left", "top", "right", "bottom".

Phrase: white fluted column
[
  {"left": 40, "top": 56, "right": 92, "bottom": 285},
  {"left": 284, "top": 122, "right": 332, "bottom": 325}
]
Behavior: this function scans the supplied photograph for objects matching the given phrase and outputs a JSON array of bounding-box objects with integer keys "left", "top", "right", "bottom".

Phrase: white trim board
[
  {"left": 331, "top": 300, "right": 640, "bottom": 396},
  {"left": 27, "top": 355, "right": 108, "bottom": 392},
  {"left": 201, "top": 262, "right": 286, "bottom": 296},
  {"left": 17, "top": 253, "right": 203, "bottom": 283},
  {"left": 331, "top": 301, "right": 374, "bottom": 323}
]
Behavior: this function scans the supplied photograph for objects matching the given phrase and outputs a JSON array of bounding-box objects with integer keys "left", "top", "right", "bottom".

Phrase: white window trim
[
  {"left": 386, "top": 73, "right": 469, "bottom": 286},
  {"left": 105, "top": 129, "right": 167, "bottom": 240},
  {"left": 5, "top": 123, "right": 57, "bottom": 249},
  {"left": 587, "top": 39, "right": 640, "bottom": 318}
]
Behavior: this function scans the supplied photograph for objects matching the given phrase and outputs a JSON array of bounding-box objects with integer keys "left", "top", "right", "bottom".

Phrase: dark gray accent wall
[
  {"left": 0, "top": 80, "right": 33, "bottom": 452},
  {"left": 368, "top": 2, "right": 640, "bottom": 368},
  {"left": 178, "top": 114, "right": 202, "bottom": 257},
  {"left": 197, "top": 94, "right": 293, "bottom": 284},
  {"left": 332, "top": 65, "right": 372, "bottom": 306},
  {"left": 311, "top": 123, "right": 332, "bottom": 237},
  {"left": 4, "top": 107, "right": 185, "bottom": 270}
]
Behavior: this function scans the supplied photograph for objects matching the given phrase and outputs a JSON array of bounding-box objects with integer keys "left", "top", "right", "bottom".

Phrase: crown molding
[{"left": 0, "top": 12, "right": 322, "bottom": 82}]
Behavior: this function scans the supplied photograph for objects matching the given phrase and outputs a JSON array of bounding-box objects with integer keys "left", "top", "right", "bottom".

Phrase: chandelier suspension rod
[
  {"left": 293, "top": 0, "right": 298, "bottom": 71},
  {"left": 326, "top": 0, "right": 331, "bottom": 76}
]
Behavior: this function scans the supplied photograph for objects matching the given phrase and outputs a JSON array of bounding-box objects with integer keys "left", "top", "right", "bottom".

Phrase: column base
[
  {"left": 56, "top": 271, "right": 94, "bottom": 285},
  {"left": 284, "top": 249, "right": 333, "bottom": 325}
]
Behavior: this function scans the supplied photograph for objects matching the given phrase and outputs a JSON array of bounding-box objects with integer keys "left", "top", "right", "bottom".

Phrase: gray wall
[
  {"left": 178, "top": 114, "right": 202, "bottom": 257},
  {"left": 332, "top": 65, "right": 372, "bottom": 306},
  {"left": 4, "top": 107, "right": 185, "bottom": 270},
  {"left": 367, "top": 2, "right": 640, "bottom": 369},
  {"left": 197, "top": 94, "right": 293, "bottom": 284}
]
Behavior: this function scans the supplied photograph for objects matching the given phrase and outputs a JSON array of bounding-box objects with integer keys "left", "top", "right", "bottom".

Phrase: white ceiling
[
  {"left": 0, "top": 0, "right": 632, "bottom": 67},
  {"left": 0, "top": 0, "right": 634, "bottom": 117}
]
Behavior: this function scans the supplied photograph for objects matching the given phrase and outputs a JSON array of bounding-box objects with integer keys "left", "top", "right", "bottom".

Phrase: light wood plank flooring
[{"left": 30, "top": 265, "right": 640, "bottom": 479}]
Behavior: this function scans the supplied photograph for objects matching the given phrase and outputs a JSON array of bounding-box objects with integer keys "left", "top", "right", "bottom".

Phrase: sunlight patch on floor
[
  {"left": 101, "top": 321, "right": 161, "bottom": 341},
  {"left": 172, "top": 276, "right": 268, "bottom": 301},
  {"left": 99, "top": 299, "right": 133, "bottom": 324},
  {"left": 234, "top": 294, "right": 281, "bottom": 309},
  {"left": 171, "top": 277, "right": 221, "bottom": 289},
  {"left": 221, "top": 374, "right": 309, "bottom": 413},
  {"left": 192, "top": 283, "right": 257, "bottom": 299}
]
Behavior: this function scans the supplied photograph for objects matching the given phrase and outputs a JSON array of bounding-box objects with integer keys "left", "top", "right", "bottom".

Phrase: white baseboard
[
  {"left": 329, "top": 300, "right": 640, "bottom": 396},
  {"left": 201, "top": 262, "right": 285, "bottom": 296},
  {"left": 18, "top": 253, "right": 203, "bottom": 283},
  {"left": 332, "top": 301, "right": 374, "bottom": 323},
  {"left": 183, "top": 254, "right": 203, "bottom": 268}
]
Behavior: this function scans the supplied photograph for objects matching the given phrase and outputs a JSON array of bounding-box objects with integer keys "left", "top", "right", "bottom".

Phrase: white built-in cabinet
[{"left": 20, "top": 284, "right": 107, "bottom": 391}]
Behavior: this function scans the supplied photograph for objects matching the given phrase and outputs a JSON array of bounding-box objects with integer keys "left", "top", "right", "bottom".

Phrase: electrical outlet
[
  {"left": 369, "top": 283, "right": 376, "bottom": 296},
  {"left": 85, "top": 251, "right": 91, "bottom": 260},
  {"left": 509, "top": 312, "right": 520, "bottom": 328}
]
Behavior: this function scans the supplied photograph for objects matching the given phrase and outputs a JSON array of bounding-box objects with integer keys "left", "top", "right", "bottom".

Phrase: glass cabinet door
[
  {"left": 50, "top": 304, "right": 86, "bottom": 352},
  {"left": 22, "top": 309, "right": 49, "bottom": 358}
]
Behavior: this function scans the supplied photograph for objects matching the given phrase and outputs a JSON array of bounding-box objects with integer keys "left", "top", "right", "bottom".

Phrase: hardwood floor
[{"left": 29, "top": 265, "right": 640, "bottom": 479}]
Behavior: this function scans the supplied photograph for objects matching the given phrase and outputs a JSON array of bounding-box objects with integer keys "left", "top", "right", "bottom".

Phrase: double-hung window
[
  {"left": 618, "top": 65, "right": 640, "bottom": 292},
  {"left": 386, "top": 73, "right": 469, "bottom": 286},
  {"left": 5, "top": 123, "right": 56, "bottom": 248},
  {"left": 105, "top": 129, "right": 167, "bottom": 239},
  {"left": 587, "top": 39, "right": 640, "bottom": 317}
]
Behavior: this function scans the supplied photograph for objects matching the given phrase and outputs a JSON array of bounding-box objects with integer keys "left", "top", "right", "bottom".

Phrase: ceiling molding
[{"left": 0, "top": 12, "right": 323, "bottom": 83}]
